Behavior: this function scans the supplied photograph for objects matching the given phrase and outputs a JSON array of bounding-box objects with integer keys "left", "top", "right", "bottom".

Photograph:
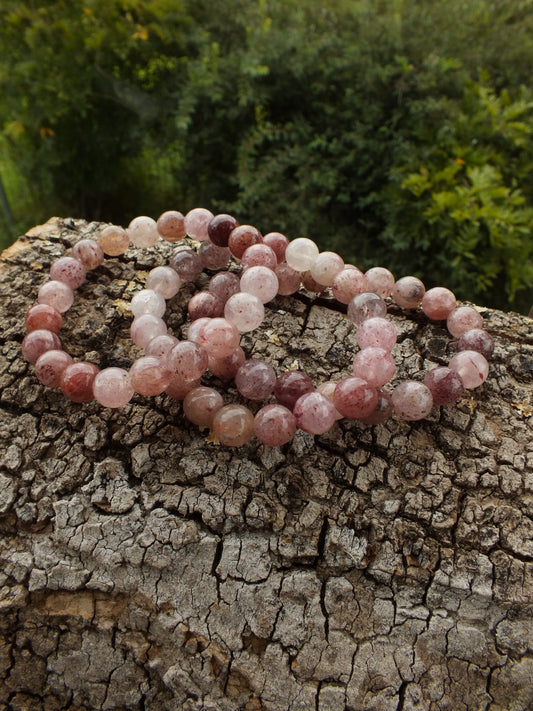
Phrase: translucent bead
[
  {"left": 38, "top": 280, "right": 74, "bottom": 313},
  {"left": 224, "top": 293, "right": 264, "bottom": 333},
  {"left": 423, "top": 366, "right": 464, "bottom": 405},
  {"left": 72, "top": 239, "right": 104, "bottom": 270},
  {"left": 129, "top": 356, "right": 172, "bottom": 396},
  {"left": 228, "top": 225, "right": 263, "bottom": 259},
  {"left": 235, "top": 360, "right": 277, "bottom": 401},
  {"left": 184, "top": 207, "right": 214, "bottom": 241},
  {"left": 169, "top": 248, "right": 203, "bottom": 282},
  {"left": 364, "top": 267, "right": 395, "bottom": 298},
  {"left": 128, "top": 215, "right": 159, "bottom": 248},
  {"left": 457, "top": 329, "right": 494, "bottom": 360},
  {"left": 165, "top": 377, "right": 201, "bottom": 400},
  {"left": 240, "top": 266, "right": 279, "bottom": 303},
  {"left": 357, "top": 317, "right": 397, "bottom": 351},
  {"left": 156, "top": 210, "right": 186, "bottom": 242},
  {"left": 333, "top": 376, "right": 378, "bottom": 419},
  {"left": 168, "top": 341, "right": 208, "bottom": 382},
  {"left": 254, "top": 404, "right": 296, "bottom": 446},
  {"left": 421, "top": 287, "right": 456, "bottom": 320},
  {"left": 187, "top": 317, "right": 211, "bottom": 345},
  {"left": 447, "top": 306, "right": 483, "bottom": 338},
  {"left": 146, "top": 266, "right": 182, "bottom": 299},
  {"left": 99, "top": 225, "right": 129, "bottom": 256},
  {"left": 352, "top": 347, "right": 396, "bottom": 387},
  {"left": 131, "top": 289, "right": 166, "bottom": 318},
  {"left": 183, "top": 386, "right": 224, "bottom": 427},
  {"left": 145, "top": 334, "right": 179, "bottom": 358},
  {"left": 25, "top": 303, "right": 63, "bottom": 333},
  {"left": 198, "top": 241, "right": 230, "bottom": 270},
  {"left": 208, "top": 346, "right": 246, "bottom": 379},
  {"left": 391, "top": 381, "right": 433, "bottom": 420},
  {"left": 22, "top": 329, "right": 61, "bottom": 364},
  {"left": 332, "top": 268, "right": 368, "bottom": 304},
  {"left": 35, "top": 350, "right": 73, "bottom": 387},
  {"left": 199, "top": 318, "right": 240, "bottom": 358},
  {"left": 449, "top": 350, "right": 489, "bottom": 389},
  {"left": 50, "top": 256, "right": 86, "bottom": 289},
  {"left": 60, "top": 362, "right": 99, "bottom": 402},
  {"left": 301, "top": 270, "right": 326, "bottom": 293},
  {"left": 273, "top": 371, "right": 314, "bottom": 409},
  {"left": 208, "top": 272, "right": 241, "bottom": 303},
  {"left": 316, "top": 381, "right": 343, "bottom": 420},
  {"left": 242, "top": 244, "right": 277, "bottom": 270},
  {"left": 93, "top": 367, "right": 134, "bottom": 408},
  {"left": 130, "top": 314, "right": 167, "bottom": 349},
  {"left": 208, "top": 214, "right": 240, "bottom": 248},
  {"left": 293, "top": 391, "right": 337, "bottom": 435},
  {"left": 263, "top": 232, "right": 289, "bottom": 263},
  {"left": 310, "top": 251, "right": 344, "bottom": 286},
  {"left": 347, "top": 292, "right": 387, "bottom": 325},
  {"left": 285, "top": 238, "right": 319, "bottom": 272},
  {"left": 187, "top": 292, "right": 224, "bottom": 320},
  {"left": 275, "top": 263, "right": 301, "bottom": 295},
  {"left": 392, "top": 276, "right": 425, "bottom": 309},
  {"left": 360, "top": 389, "right": 393, "bottom": 425},
  {"left": 212, "top": 404, "right": 255, "bottom": 446}
]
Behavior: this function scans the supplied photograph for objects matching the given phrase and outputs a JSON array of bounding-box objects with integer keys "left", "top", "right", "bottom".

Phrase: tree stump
[{"left": 0, "top": 217, "right": 532, "bottom": 711}]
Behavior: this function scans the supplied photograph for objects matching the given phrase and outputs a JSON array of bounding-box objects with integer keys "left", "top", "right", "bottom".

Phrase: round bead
[
  {"left": 50, "top": 256, "right": 86, "bottom": 289},
  {"left": 156, "top": 210, "right": 186, "bottom": 242},
  {"left": 165, "top": 377, "right": 201, "bottom": 401},
  {"left": 301, "top": 270, "right": 326, "bottom": 293},
  {"left": 128, "top": 216, "right": 159, "bottom": 248},
  {"left": 22, "top": 329, "right": 61, "bottom": 364},
  {"left": 392, "top": 276, "right": 425, "bottom": 309},
  {"left": 224, "top": 293, "right": 265, "bottom": 333},
  {"left": 129, "top": 356, "right": 172, "bottom": 396},
  {"left": 447, "top": 306, "right": 483, "bottom": 338},
  {"left": 242, "top": 244, "right": 278, "bottom": 271},
  {"left": 391, "top": 381, "right": 434, "bottom": 420},
  {"left": 208, "top": 347, "right": 246, "bottom": 380},
  {"left": 168, "top": 341, "right": 208, "bottom": 382},
  {"left": 364, "top": 267, "right": 395, "bottom": 298},
  {"left": 208, "top": 214, "right": 240, "bottom": 248},
  {"left": 34, "top": 350, "right": 73, "bottom": 387},
  {"left": 457, "top": 329, "right": 494, "bottom": 360},
  {"left": 169, "top": 248, "right": 203, "bottom": 282},
  {"left": 198, "top": 241, "right": 230, "bottom": 270},
  {"left": 332, "top": 268, "right": 368, "bottom": 304},
  {"left": 347, "top": 292, "right": 387, "bottom": 325},
  {"left": 187, "top": 292, "right": 224, "bottom": 320},
  {"left": 38, "top": 280, "right": 74, "bottom": 313},
  {"left": 93, "top": 367, "right": 134, "bottom": 408},
  {"left": 275, "top": 264, "right": 301, "bottom": 296},
  {"left": 228, "top": 225, "right": 263, "bottom": 259},
  {"left": 187, "top": 317, "right": 211, "bottom": 345},
  {"left": 235, "top": 360, "right": 277, "bottom": 401},
  {"left": 25, "top": 304, "right": 63, "bottom": 333},
  {"left": 212, "top": 404, "right": 255, "bottom": 446},
  {"left": 316, "top": 381, "right": 343, "bottom": 420},
  {"left": 285, "top": 238, "right": 319, "bottom": 272},
  {"left": 199, "top": 318, "right": 240, "bottom": 358},
  {"left": 183, "top": 386, "right": 224, "bottom": 427},
  {"left": 423, "top": 367, "right": 465, "bottom": 405},
  {"left": 184, "top": 207, "right": 214, "bottom": 241},
  {"left": 131, "top": 289, "right": 166, "bottom": 318},
  {"left": 333, "top": 377, "right": 379, "bottom": 420},
  {"left": 293, "top": 391, "right": 337, "bottom": 435},
  {"left": 352, "top": 347, "right": 396, "bottom": 387},
  {"left": 146, "top": 266, "right": 182, "bottom": 299},
  {"left": 449, "top": 350, "right": 489, "bottom": 389},
  {"left": 421, "top": 287, "right": 457, "bottom": 320},
  {"left": 360, "top": 389, "right": 393, "bottom": 425},
  {"left": 60, "top": 361, "right": 99, "bottom": 403},
  {"left": 254, "top": 404, "right": 296, "bottom": 446},
  {"left": 145, "top": 334, "right": 179, "bottom": 358},
  {"left": 209, "top": 272, "right": 241, "bottom": 303},
  {"left": 274, "top": 371, "right": 314, "bottom": 410},
  {"left": 240, "top": 266, "right": 279, "bottom": 303},
  {"left": 357, "top": 317, "right": 397, "bottom": 351},
  {"left": 130, "top": 314, "right": 167, "bottom": 349},
  {"left": 72, "top": 239, "right": 104, "bottom": 270},
  {"left": 99, "top": 225, "right": 129, "bottom": 256},
  {"left": 310, "top": 251, "right": 344, "bottom": 286},
  {"left": 263, "top": 232, "right": 289, "bottom": 262}
]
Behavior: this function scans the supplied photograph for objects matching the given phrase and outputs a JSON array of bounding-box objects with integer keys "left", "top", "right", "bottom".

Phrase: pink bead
[
  {"left": 254, "top": 404, "right": 296, "bottom": 446},
  {"left": 333, "top": 377, "right": 378, "bottom": 420},
  {"left": 72, "top": 239, "right": 104, "bottom": 270},
  {"left": 316, "top": 381, "right": 343, "bottom": 420},
  {"left": 263, "top": 232, "right": 289, "bottom": 262},
  {"left": 212, "top": 405, "right": 255, "bottom": 446},
  {"left": 301, "top": 270, "right": 326, "bottom": 293},
  {"left": 184, "top": 207, "right": 214, "bottom": 241},
  {"left": 128, "top": 216, "right": 159, "bottom": 248},
  {"left": 145, "top": 334, "right": 179, "bottom": 358},
  {"left": 224, "top": 293, "right": 265, "bottom": 333},
  {"left": 99, "top": 225, "right": 129, "bottom": 256},
  {"left": 391, "top": 381, "right": 433, "bottom": 420},
  {"left": 228, "top": 225, "right": 263, "bottom": 260},
  {"left": 188, "top": 292, "right": 224, "bottom": 320},
  {"left": 275, "top": 264, "right": 301, "bottom": 296},
  {"left": 198, "top": 241, "right": 230, "bottom": 270},
  {"left": 239, "top": 266, "right": 279, "bottom": 303},
  {"left": 167, "top": 341, "right": 208, "bottom": 382},
  {"left": 293, "top": 391, "right": 337, "bottom": 435},
  {"left": 38, "top": 280, "right": 74, "bottom": 313},
  {"left": 183, "top": 386, "right": 224, "bottom": 427},
  {"left": 449, "top": 350, "right": 489, "bottom": 389},
  {"left": 235, "top": 360, "right": 277, "bottom": 400},
  {"left": 131, "top": 289, "right": 166, "bottom": 318},
  {"left": 93, "top": 367, "right": 134, "bottom": 408},
  {"left": 156, "top": 210, "right": 186, "bottom": 242},
  {"left": 364, "top": 267, "right": 395, "bottom": 298},
  {"left": 310, "top": 251, "right": 344, "bottom": 287},
  {"left": 447, "top": 306, "right": 483, "bottom": 338},
  {"left": 285, "top": 238, "right": 319, "bottom": 272},
  {"left": 169, "top": 248, "right": 203, "bottom": 282},
  {"left": 242, "top": 244, "right": 278, "bottom": 270},
  {"left": 187, "top": 317, "right": 211, "bottom": 344},
  {"left": 423, "top": 367, "right": 464, "bottom": 405},
  {"left": 457, "top": 329, "right": 494, "bottom": 360},
  {"left": 60, "top": 362, "right": 99, "bottom": 402},
  {"left": 208, "top": 214, "right": 240, "bottom": 248},
  {"left": 199, "top": 318, "right": 240, "bottom": 358},
  {"left": 392, "top": 276, "right": 425, "bottom": 309},
  {"left": 25, "top": 304, "right": 63, "bottom": 333},
  {"left": 165, "top": 377, "right": 201, "bottom": 400},
  {"left": 421, "top": 287, "right": 457, "bottom": 320},
  {"left": 209, "top": 272, "right": 241, "bottom": 303},
  {"left": 146, "top": 266, "right": 182, "bottom": 299},
  {"left": 352, "top": 347, "right": 396, "bottom": 387},
  {"left": 22, "top": 329, "right": 61, "bottom": 364},
  {"left": 360, "top": 389, "right": 393, "bottom": 425},
  {"left": 274, "top": 371, "right": 314, "bottom": 409},
  {"left": 357, "top": 317, "right": 397, "bottom": 351},
  {"left": 130, "top": 314, "right": 167, "bottom": 349},
  {"left": 129, "top": 356, "right": 172, "bottom": 396},
  {"left": 49, "top": 256, "right": 86, "bottom": 289},
  {"left": 332, "top": 268, "right": 368, "bottom": 304},
  {"left": 34, "top": 350, "right": 73, "bottom": 387},
  {"left": 347, "top": 292, "right": 387, "bottom": 325},
  {"left": 208, "top": 347, "right": 246, "bottom": 380}
]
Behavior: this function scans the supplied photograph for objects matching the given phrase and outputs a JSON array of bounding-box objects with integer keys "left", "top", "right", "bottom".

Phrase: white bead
[
  {"left": 131, "top": 289, "right": 166, "bottom": 318},
  {"left": 127, "top": 216, "right": 159, "bottom": 247},
  {"left": 284, "top": 238, "right": 319, "bottom": 272}
]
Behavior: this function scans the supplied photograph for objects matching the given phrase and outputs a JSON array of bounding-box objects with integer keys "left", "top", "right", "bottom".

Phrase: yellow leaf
[{"left": 133, "top": 24, "right": 149, "bottom": 41}]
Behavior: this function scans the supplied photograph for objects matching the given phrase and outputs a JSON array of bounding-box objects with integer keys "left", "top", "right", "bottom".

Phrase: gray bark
[{"left": 0, "top": 217, "right": 532, "bottom": 711}]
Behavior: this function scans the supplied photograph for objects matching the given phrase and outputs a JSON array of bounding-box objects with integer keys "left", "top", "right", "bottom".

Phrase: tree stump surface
[{"left": 0, "top": 217, "right": 532, "bottom": 711}]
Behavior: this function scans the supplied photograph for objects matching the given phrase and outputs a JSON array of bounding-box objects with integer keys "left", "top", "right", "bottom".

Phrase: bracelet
[{"left": 22, "top": 209, "right": 494, "bottom": 447}]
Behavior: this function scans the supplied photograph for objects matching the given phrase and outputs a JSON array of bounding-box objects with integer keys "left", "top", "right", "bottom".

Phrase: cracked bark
[{"left": 0, "top": 217, "right": 532, "bottom": 711}]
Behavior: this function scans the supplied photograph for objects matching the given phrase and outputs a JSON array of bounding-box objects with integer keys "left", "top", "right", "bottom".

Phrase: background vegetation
[{"left": 1, "top": 0, "right": 532, "bottom": 312}]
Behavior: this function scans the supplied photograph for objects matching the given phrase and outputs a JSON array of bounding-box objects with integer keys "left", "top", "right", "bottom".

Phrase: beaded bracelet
[{"left": 22, "top": 209, "right": 494, "bottom": 447}]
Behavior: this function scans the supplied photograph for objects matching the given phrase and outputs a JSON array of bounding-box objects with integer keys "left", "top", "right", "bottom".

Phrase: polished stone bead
[
  {"left": 187, "top": 317, "right": 211, "bottom": 345},
  {"left": 99, "top": 225, "right": 130, "bottom": 256},
  {"left": 22, "top": 329, "right": 61, "bottom": 364},
  {"left": 457, "top": 328, "right": 494, "bottom": 360},
  {"left": 208, "top": 272, "right": 241, "bottom": 303},
  {"left": 60, "top": 361, "right": 99, "bottom": 402},
  {"left": 391, "top": 381, "right": 433, "bottom": 420},
  {"left": 129, "top": 356, "right": 172, "bottom": 396},
  {"left": 50, "top": 256, "right": 86, "bottom": 289},
  {"left": 235, "top": 360, "right": 277, "bottom": 400},
  {"left": 212, "top": 404, "right": 255, "bottom": 446},
  {"left": 224, "top": 293, "right": 264, "bottom": 333},
  {"left": 146, "top": 266, "right": 182, "bottom": 299},
  {"left": 199, "top": 318, "right": 240, "bottom": 358},
  {"left": 242, "top": 244, "right": 278, "bottom": 270},
  {"left": 360, "top": 389, "right": 393, "bottom": 424},
  {"left": 156, "top": 210, "right": 186, "bottom": 242},
  {"left": 301, "top": 270, "right": 326, "bottom": 293},
  {"left": 449, "top": 350, "right": 489, "bottom": 389},
  {"left": 131, "top": 289, "right": 166, "bottom": 318},
  {"left": 347, "top": 292, "right": 387, "bottom": 325},
  {"left": 72, "top": 239, "right": 105, "bottom": 270},
  {"left": 184, "top": 207, "right": 214, "bottom": 241},
  {"left": 198, "top": 241, "right": 230, "bottom": 270},
  {"left": 332, "top": 268, "right": 368, "bottom": 304},
  {"left": 145, "top": 334, "right": 179, "bottom": 358},
  {"left": 357, "top": 317, "right": 397, "bottom": 351},
  {"left": 93, "top": 367, "right": 134, "bottom": 408},
  {"left": 333, "top": 376, "right": 378, "bottom": 419},
  {"left": 169, "top": 248, "right": 203, "bottom": 282},
  {"left": 352, "top": 347, "right": 396, "bottom": 387},
  {"left": 34, "top": 350, "right": 73, "bottom": 387},
  {"left": 447, "top": 306, "right": 483, "bottom": 338},
  {"left": 187, "top": 292, "right": 224, "bottom": 320},
  {"left": 275, "top": 263, "right": 302, "bottom": 295},
  {"left": 364, "top": 267, "right": 395, "bottom": 298},
  {"left": 208, "top": 346, "right": 246, "bottom": 379},
  {"left": 310, "top": 251, "right": 344, "bottom": 287},
  {"left": 285, "top": 238, "right": 319, "bottom": 272},
  {"left": 293, "top": 391, "right": 337, "bottom": 435},
  {"left": 38, "top": 280, "right": 74, "bottom": 313},
  {"left": 168, "top": 341, "right": 208, "bottom": 382},
  {"left": 392, "top": 276, "right": 425, "bottom": 309},
  {"left": 165, "top": 377, "right": 201, "bottom": 400},
  {"left": 208, "top": 214, "right": 240, "bottom": 247},
  {"left": 274, "top": 371, "right": 314, "bottom": 409},
  {"left": 254, "top": 404, "right": 296, "bottom": 446},
  {"left": 228, "top": 225, "right": 263, "bottom": 259},
  {"left": 128, "top": 215, "right": 159, "bottom": 248},
  {"left": 183, "top": 386, "right": 224, "bottom": 427},
  {"left": 421, "top": 287, "right": 457, "bottom": 320},
  {"left": 25, "top": 304, "right": 63, "bottom": 333},
  {"left": 263, "top": 232, "right": 289, "bottom": 262},
  {"left": 423, "top": 366, "right": 465, "bottom": 405},
  {"left": 130, "top": 314, "right": 167, "bottom": 349},
  {"left": 240, "top": 266, "right": 279, "bottom": 303},
  {"left": 316, "top": 381, "right": 343, "bottom": 420}
]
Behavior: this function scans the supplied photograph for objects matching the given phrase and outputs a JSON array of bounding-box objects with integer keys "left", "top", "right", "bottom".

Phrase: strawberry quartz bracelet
[{"left": 22, "top": 209, "right": 494, "bottom": 447}]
